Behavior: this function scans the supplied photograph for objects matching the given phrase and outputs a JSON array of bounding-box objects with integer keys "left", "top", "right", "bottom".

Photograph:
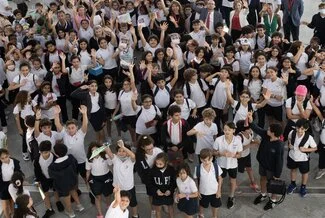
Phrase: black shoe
[
  {"left": 264, "top": 199, "right": 276, "bottom": 211},
  {"left": 89, "top": 192, "right": 95, "bottom": 204},
  {"left": 227, "top": 197, "right": 235, "bottom": 209},
  {"left": 77, "top": 189, "right": 82, "bottom": 196},
  {"left": 56, "top": 201, "right": 64, "bottom": 212},
  {"left": 254, "top": 194, "right": 268, "bottom": 205},
  {"left": 42, "top": 209, "right": 55, "bottom": 218}
]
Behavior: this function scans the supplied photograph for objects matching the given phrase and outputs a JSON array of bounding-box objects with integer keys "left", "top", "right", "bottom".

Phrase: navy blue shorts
[
  {"left": 89, "top": 172, "right": 113, "bottom": 196},
  {"left": 199, "top": 194, "right": 222, "bottom": 208},
  {"left": 177, "top": 197, "right": 199, "bottom": 215}
]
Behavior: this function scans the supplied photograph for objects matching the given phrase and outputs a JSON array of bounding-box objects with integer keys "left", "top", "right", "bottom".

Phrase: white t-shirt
[
  {"left": 90, "top": 92, "right": 100, "bottom": 113},
  {"left": 6, "top": 69, "right": 20, "bottom": 84},
  {"left": 96, "top": 43, "right": 118, "bottom": 70},
  {"left": 13, "top": 104, "right": 35, "bottom": 119},
  {"left": 235, "top": 51, "right": 253, "bottom": 75},
  {"left": 176, "top": 176, "right": 198, "bottom": 194},
  {"left": 193, "top": 121, "right": 218, "bottom": 154},
  {"left": 67, "top": 65, "right": 87, "bottom": 85},
  {"left": 243, "top": 79, "right": 262, "bottom": 102},
  {"left": 210, "top": 79, "right": 233, "bottom": 109},
  {"left": 218, "top": 57, "right": 240, "bottom": 72},
  {"left": 189, "top": 30, "right": 206, "bottom": 46},
  {"left": 104, "top": 90, "right": 117, "bottom": 110},
  {"left": 135, "top": 105, "right": 161, "bottom": 135},
  {"left": 79, "top": 50, "right": 92, "bottom": 66},
  {"left": 36, "top": 131, "right": 63, "bottom": 150},
  {"left": 144, "top": 43, "right": 161, "bottom": 56},
  {"left": 152, "top": 84, "right": 171, "bottom": 109},
  {"left": 118, "top": 90, "right": 136, "bottom": 116},
  {"left": 13, "top": 73, "right": 38, "bottom": 94},
  {"left": 262, "top": 78, "right": 286, "bottom": 107},
  {"left": 105, "top": 201, "right": 129, "bottom": 218},
  {"left": 267, "top": 58, "right": 279, "bottom": 68},
  {"left": 314, "top": 69, "right": 325, "bottom": 90},
  {"left": 237, "top": 132, "right": 253, "bottom": 157},
  {"left": 183, "top": 80, "right": 208, "bottom": 108},
  {"left": 320, "top": 86, "right": 325, "bottom": 106},
  {"left": 31, "top": 67, "right": 47, "bottom": 82},
  {"left": 112, "top": 155, "right": 135, "bottom": 191},
  {"left": 170, "top": 99, "right": 196, "bottom": 120},
  {"left": 32, "top": 93, "right": 57, "bottom": 119},
  {"left": 193, "top": 163, "right": 223, "bottom": 195},
  {"left": 8, "top": 184, "right": 30, "bottom": 202},
  {"left": 286, "top": 52, "right": 308, "bottom": 81},
  {"left": 62, "top": 128, "right": 87, "bottom": 164},
  {"left": 231, "top": 100, "right": 257, "bottom": 125},
  {"left": 213, "top": 135, "right": 243, "bottom": 169},
  {"left": 86, "top": 156, "right": 112, "bottom": 176},
  {"left": 78, "top": 27, "right": 94, "bottom": 42},
  {"left": 288, "top": 131, "right": 317, "bottom": 162},
  {"left": 145, "top": 147, "right": 163, "bottom": 168},
  {"left": 285, "top": 97, "right": 312, "bottom": 123},
  {"left": 39, "top": 153, "right": 54, "bottom": 179}
]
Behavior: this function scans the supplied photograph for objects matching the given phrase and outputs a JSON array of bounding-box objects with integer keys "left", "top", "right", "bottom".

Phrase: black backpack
[
  {"left": 185, "top": 79, "right": 206, "bottom": 99},
  {"left": 153, "top": 85, "right": 170, "bottom": 97},
  {"left": 196, "top": 162, "right": 219, "bottom": 184},
  {"left": 255, "top": 34, "right": 269, "bottom": 50},
  {"left": 233, "top": 101, "right": 253, "bottom": 117},
  {"left": 290, "top": 97, "right": 309, "bottom": 110},
  {"left": 290, "top": 130, "right": 311, "bottom": 155}
]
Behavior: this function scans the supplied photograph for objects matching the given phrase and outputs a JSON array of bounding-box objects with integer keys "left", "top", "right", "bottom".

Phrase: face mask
[
  {"left": 7, "top": 65, "right": 15, "bottom": 71},
  {"left": 172, "top": 38, "right": 180, "bottom": 45},
  {"left": 119, "top": 42, "right": 128, "bottom": 50},
  {"left": 320, "top": 9, "right": 325, "bottom": 15},
  {"left": 119, "top": 156, "right": 128, "bottom": 162},
  {"left": 156, "top": 166, "right": 165, "bottom": 170}
]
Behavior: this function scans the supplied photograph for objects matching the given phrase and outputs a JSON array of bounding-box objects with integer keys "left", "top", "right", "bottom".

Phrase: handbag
[{"left": 267, "top": 179, "right": 286, "bottom": 204}]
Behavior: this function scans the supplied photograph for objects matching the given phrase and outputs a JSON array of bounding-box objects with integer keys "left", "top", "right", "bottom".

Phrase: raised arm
[
  {"left": 79, "top": 105, "right": 88, "bottom": 134},
  {"left": 147, "top": 65, "right": 155, "bottom": 89},
  {"left": 225, "top": 79, "right": 234, "bottom": 105},
  {"left": 137, "top": 25, "right": 147, "bottom": 48},
  {"left": 169, "top": 59, "right": 179, "bottom": 88},
  {"left": 117, "top": 139, "right": 135, "bottom": 161},
  {"left": 159, "top": 22, "right": 168, "bottom": 47},
  {"left": 53, "top": 105, "right": 64, "bottom": 132},
  {"left": 34, "top": 109, "right": 42, "bottom": 138},
  {"left": 310, "top": 96, "right": 324, "bottom": 121},
  {"left": 205, "top": 72, "right": 220, "bottom": 83}
]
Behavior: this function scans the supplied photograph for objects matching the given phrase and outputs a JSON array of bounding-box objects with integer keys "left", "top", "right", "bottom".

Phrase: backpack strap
[
  {"left": 248, "top": 101, "right": 253, "bottom": 112},
  {"left": 33, "top": 74, "right": 36, "bottom": 87},
  {"left": 299, "top": 132, "right": 310, "bottom": 148},
  {"left": 213, "top": 162, "right": 219, "bottom": 179},
  {"left": 234, "top": 101, "right": 241, "bottom": 115},
  {"left": 185, "top": 98, "right": 190, "bottom": 110},
  {"left": 153, "top": 86, "right": 159, "bottom": 97},
  {"left": 185, "top": 82, "right": 191, "bottom": 98},
  {"left": 165, "top": 85, "right": 170, "bottom": 93},
  {"left": 197, "top": 78, "right": 205, "bottom": 93},
  {"left": 315, "top": 69, "right": 321, "bottom": 81},
  {"left": 69, "top": 67, "right": 72, "bottom": 75},
  {"left": 291, "top": 97, "right": 309, "bottom": 110},
  {"left": 213, "top": 78, "right": 220, "bottom": 90}
]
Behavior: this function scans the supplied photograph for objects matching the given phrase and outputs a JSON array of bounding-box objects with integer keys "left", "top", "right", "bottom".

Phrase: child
[
  {"left": 0, "top": 128, "right": 7, "bottom": 149},
  {"left": 86, "top": 142, "right": 113, "bottom": 218},
  {"left": 138, "top": 22, "right": 166, "bottom": 55},
  {"left": 255, "top": 24, "right": 271, "bottom": 50},
  {"left": 8, "top": 172, "right": 30, "bottom": 202},
  {"left": 175, "top": 163, "right": 199, "bottom": 218},
  {"left": 266, "top": 45, "right": 282, "bottom": 68},
  {"left": 148, "top": 153, "right": 176, "bottom": 218},
  {"left": 194, "top": 148, "right": 222, "bottom": 218},
  {"left": 135, "top": 135, "right": 163, "bottom": 217},
  {"left": 187, "top": 108, "right": 218, "bottom": 160},
  {"left": 31, "top": 58, "right": 47, "bottom": 83},
  {"left": 235, "top": 38, "right": 253, "bottom": 78},
  {"left": 0, "top": 148, "right": 21, "bottom": 218},
  {"left": 213, "top": 122, "right": 243, "bottom": 209},
  {"left": 105, "top": 186, "right": 131, "bottom": 218},
  {"left": 189, "top": 20, "right": 209, "bottom": 47},
  {"left": 34, "top": 140, "right": 64, "bottom": 217},
  {"left": 48, "top": 143, "right": 84, "bottom": 218},
  {"left": 236, "top": 120, "right": 260, "bottom": 192},
  {"left": 209, "top": 34, "right": 225, "bottom": 72},
  {"left": 105, "top": 140, "right": 139, "bottom": 218},
  {"left": 13, "top": 195, "right": 38, "bottom": 218},
  {"left": 286, "top": 119, "right": 317, "bottom": 197},
  {"left": 170, "top": 89, "right": 197, "bottom": 122}
]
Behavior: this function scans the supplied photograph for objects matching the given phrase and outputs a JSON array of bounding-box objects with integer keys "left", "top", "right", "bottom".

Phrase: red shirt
[{"left": 232, "top": 14, "right": 241, "bottom": 30}]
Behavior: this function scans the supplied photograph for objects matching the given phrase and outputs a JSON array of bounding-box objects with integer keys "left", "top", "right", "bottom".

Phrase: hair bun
[{"left": 15, "top": 180, "right": 21, "bottom": 187}]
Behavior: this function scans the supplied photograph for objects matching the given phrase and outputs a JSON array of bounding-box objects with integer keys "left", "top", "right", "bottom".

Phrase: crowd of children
[{"left": 0, "top": 0, "right": 325, "bottom": 217}]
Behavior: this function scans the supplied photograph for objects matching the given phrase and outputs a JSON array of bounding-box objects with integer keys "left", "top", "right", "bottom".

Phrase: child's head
[
  {"left": 13, "top": 9, "right": 22, "bottom": 20},
  {"left": 40, "top": 81, "right": 51, "bottom": 95},
  {"left": 142, "top": 51, "right": 153, "bottom": 63},
  {"left": 309, "top": 37, "right": 320, "bottom": 49},
  {"left": 241, "top": 25, "right": 254, "bottom": 38},
  {"left": 173, "top": 89, "right": 184, "bottom": 104},
  {"left": 177, "top": 163, "right": 191, "bottom": 180},
  {"left": 141, "top": 94, "right": 153, "bottom": 109},
  {"left": 119, "top": 191, "right": 131, "bottom": 210},
  {"left": 256, "top": 24, "right": 266, "bottom": 37},
  {"left": 199, "top": 63, "right": 214, "bottom": 79},
  {"left": 11, "top": 172, "right": 24, "bottom": 195},
  {"left": 45, "top": 40, "right": 56, "bottom": 53},
  {"left": 186, "top": 39, "right": 198, "bottom": 51},
  {"left": 6, "top": 59, "right": 15, "bottom": 71},
  {"left": 184, "top": 68, "right": 198, "bottom": 82},
  {"left": 0, "top": 148, "right": 10, "bottom": 164},
  {"left": 53, "top": 143, "right": 68, "bottom": 158},
  {"left": 20, "top": 62, "right": 31, "bottom": 76},
  {"left": 15, "top": 195, "right": 33, "bottom": 215},
  {"left": 215, "top": 22, "right": 224, "bottom": 34},
  {"left": 211, "top": 33, "right": 220, "bottom": 45},
  {"left": 219, "top": 66, "right": 231, "bottom": 80},
  {"left": 255, "top": 51, "right": 266, "bottom": 64},
  {"left": 39, "top": 118, "right": 52, "bottom": 136},
  {"left": 103, "top": 75, "right": 114, "bottom": 89},
  {"left": 168, "top": 105, "right": 182, "bottom": 122},
  {"left": 202, "top": 108, "right": 216, "bottom": 126},
  {"left": 148, "top": 35, "right": 159, "bottom": 48},
  {"left": 270, "top": 45, "right": 282, "bottom": 58},
  {"left": 192, "top": 19, "right": 201, "bottom": 31},
  {"left": 39, "top": 140, "right": 52, "bottom": 160},
  {"left": 14, "top": 90, "right": 30, "bottom": 107},
  {"left": 224, "top": 122, "right": 236, "bottom": 137},
  {"left": 239, "top": 90, "right": 251, "bottom": 103},
  {"left": 224, "top": 46, "right": 236, "bottom": 58},
  {"left": 32, "top": 58, "right": 42, "bottom": 70},
  {"left": 271, "top": 32, "right": 283, "bottom": 45},
  {"left": 235, "top": 120, "right": 251, "bottom": 135},
  {"left": 155, "top": 153, "right": 168, "bottom": 169},
  {"left": 267, "top": 124, "right": 283, "bottom": 138},
  {"left": 195, "top": 46, "right": 206, "bottom": 58},
  {"left": 155, "top": 48, "right": 165, "bottom": 61},
  {"left": 155, "top": 74, "right": 166, "bottom": 88},
  {"left": 87, "top": 141, "right": 106, "bottom": 161},
  {"left": 281, "top": 57, "right": 293, "bottom": 69},
  {"left": 248, "top": 66, "right": 262, "bottom": 80},
  {"left": 295, "top": 118, "right": 309, "bottom": 135},
  {"left": 88, "top": 80, "right": 98, "bottom": 93},
  {"left": 98, "top": 37, "right": 108, "bottom": 49},
  {"left": 70, "top": 55, "right": 81, "bottom": 67},
  {"left": 65, "top": 119, "right": 78, "bottom": 136},
  {"left": 137, "top": 135, "right": 155, "bottom": 155},
  {"left": 295, "top": 85, "right": 308, "bottom": 101},
  {"left": 266, "top": 66, "right": 278, "bottom": 79},
  {"left": 79, "top": 38, "right": 89, "bottom": 51},
  {"left": 239, "top": 38, "right": 251, "bottom": 51},
  {"left": 24, "top": 115, "right": 35, "bottom": 128},
  {"left": 116, "top": 142, "right": 131, "bottom": 159},
  {"left": 199, "top": 148, "right": 213, "bottom": 166}
]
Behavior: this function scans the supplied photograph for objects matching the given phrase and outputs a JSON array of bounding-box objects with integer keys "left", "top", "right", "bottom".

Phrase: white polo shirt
[
  {"left": 193, "top": 121, "right": 218, "bottom": 154},
  {"left": 36, "top": 131, "right": 63, "bottom": 149},
  {"left": 213, "top": 135, "right": 243, "bottom": 169},
  {"left": 13, "top": 103, "right": 35, "bottom": 119},
  {"left": 32, "top": 93, "right": 58, "bottom": 119},
  {"left": 285, "top": 97, "right": 312, "bottom": 123},
  {"left": 67, "top": 65, "right": 87, "bottom": 85},
  {"left": 235, "top": 51, "right": 253, "bottom": 75},
  {"left": 96, "top": 43, "right": 118, "bottom": 70},
  {"left": 243, "top": 78, "right": 262, "bottom": 101},
  {"left": 8, "top": 184, "right": 30, "bottom": 202},
  {"left": 288, "top": 131, "right": 317, "bottom": 162},
  {"left": 112, "top": 155, "right": 135, "bottom": 191},
  {"left": 152, "top": 84, "right": 172, "bottom": 109},
  {"left": 118, "top": 90, "right": 137, "bottom": 116},
  {"left": 39, "top": 153, "right": 54, "bottom": 179},
  {"left": 61, "top": 128, "right": 87, "bottom": 164},
  {"left": 13, "top": 73, "right": 38, "bottom": 94},
  {"left": 86, "top": 156, "right": 112, "bottom": 176},
  {"left": 78, "top": 27, "right": 94, "bottom": 42},
  {"left": 104, "top": 90, "right": 117, "bottom": 110},
  {"left": 183, "top": 80, "right": 208, "bottom": 108},
  {"left": 90, "top": 92, "right": 100, "bottom": 113},
  {"left": 135, "top": 105, "right": 161, "bottom": 135},
  {"left": 262, "top": 78, "right": 286, "bottom": 107},
  {"left": 238, "top": 133, "right": 253, "bottom": 157},
  {"left": 176, "top": 176, "right": 198, "bottom": 194},
  {"left": 170, "top": 99, "right": 196, "bottom": 120},
  {"left": 189, "top": 30, "right": 206, "bottom": 46},
  {"left": 105, "top": 201, "right": 129, "bottom": 218},
  {"left": 193, "top": 163, "right": 223, "bottom": 195},
  {"left": 231, "top": 100, "right": 257, "bottom": 125},
  {"left": 210, "top": 79, "right": 233, "bottom": 109}
]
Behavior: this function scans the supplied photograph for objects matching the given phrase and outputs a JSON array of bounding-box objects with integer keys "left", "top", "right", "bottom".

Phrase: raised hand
[
  {"left": 263, "top": 89, "right": 271, "bottom": 100},
  {"left": 79, "top": 105, "right": 87, "bottom": 114},
  {"left": 53, "top": 105, "right": 61, "bottom": 115},
  {"left": 117, "top": 139, "right": 125, "bottom": 149},
  {"left": 36, "top": 109, "right": 42, "bottom": 120},
  {"left": 160, "top": 22, "right": 168, "bottom": 31},
  {"left": 59, "top": 52, "right": 66, "bottom": 60},
  {"left": 139, "top": 60, "right": 146, "bottom": 70}
]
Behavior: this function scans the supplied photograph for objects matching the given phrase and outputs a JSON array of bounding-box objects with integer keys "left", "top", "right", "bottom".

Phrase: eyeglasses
[
  {"left": 143, "top": 100, "right": 152, "bottom": 103},
  {"left": 240, "top": 95, "right": 250, "bottom": 99}
]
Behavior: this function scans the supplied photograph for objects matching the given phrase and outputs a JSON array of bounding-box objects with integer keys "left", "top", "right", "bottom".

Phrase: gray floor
[{"left": 2, "top": 0, "right": 325, "bottom": 217}]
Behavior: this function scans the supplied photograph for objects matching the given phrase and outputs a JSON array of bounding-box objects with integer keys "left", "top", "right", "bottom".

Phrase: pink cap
[{"left": 295, "top": 85, "right": 308, "bottom": 96}]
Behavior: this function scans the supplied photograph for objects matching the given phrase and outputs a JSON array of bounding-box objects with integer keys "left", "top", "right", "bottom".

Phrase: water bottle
[{"left": 111, "top": 114, "right": 123, "bottom": 121}]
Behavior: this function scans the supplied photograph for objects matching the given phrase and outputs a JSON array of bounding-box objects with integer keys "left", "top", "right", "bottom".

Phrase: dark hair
[
  {"left": 98, "top": 37, "right": 107, "bottom": 45},
  {"left": 177, "top": 162, "right": 192, "bottom": 178},
  {"left": 168, "top": 105, "right": 181, "bottom": 116},
  {"left": 120, "top": 190, "right": 132, "bottom": 200},
  {"left": 155, "top": 152, "right": 168, "bottom": 166},
  {"left": 25, "top": 115, "right": 35, "bottom": 128},
  {"left": 241, "top": 25, "right": 254, "bottom": 34},
  {"left": 70, "top": 55, "right": 80, "bottom": 62},
  {"left": 192, "top": 19, "right": 201, "bottom": 25},
  {"left": 288, "top": 40, "right": 303, "bottom": 56},
  {"left": 295, "top": 118, "right": 309, "bottom": 130},
  {"left": 141, "top": 94, "right": 153, "bottom": 103},
  {"left": 39, "top": 140, "right": 52, "bottom": 152},
  {"left": 77, "top": 38, "right": 91, "bottom": 55},
  {"left": 45, "top": 40, "right": 56, "bottom": 48},
  {"left": 19, "top": 62, "right": 31, "bottom": 71},
  {"left": 224, "top": 121, "right": 236, "bottom": 130},
  {"left": 199, "top": 148, "right": 213, "bottom": 160},
  {"left": 269, "top": 123, "right": 283, "bottom": 137},
  {"left": 13, "top": 194, "right": 37, "bottom": 218},
  {"left": 195, "top": 46, "right": 206, "bottom": 57},
  {"left": 268, "top": 45, "right": 282, "bottom": 61},
  {"left": 256, "top": 24, "right": 266, "bottom": 30},
  {"left": 13, "top": 9, "right": 22, "bottom": 16},
  {"left": 0, "top": 148, "right": 9, "bottom": 156},
  {"left": 199, "top": 63, "right": 214, "bottom": 73},
  {"left": 267, "top": 66, "right": 278, "bottom": 73},
  {"left": 215, "top": 22, "right": 224, "bottom": 28},
  {"left": 247, "top": 66, "right": 262, "bottom": 86},
  {"left": 235, "top": 120, "right": 250, "bottom": 134},
  {"left": 99, "top": 75, "right": 116, "bottom": 93},
  {"left": 142, "top": 51, "right": 153, "bottom": 64},
  {"left": 53, "top": 143, "right": 68, "bottom": 157},
  {"left": 36, "top": 81, "right": 52, "bottom": 106},
  {"left": 39, "top": 118, "right": 52, "bottom": 129},
  {"left": 87, "top": 141, "right": 107, "bottom": 162},
  {"left": 271, "top": 31, "right": 283, "bottom": 39},
  {"left": 173, "top": 89, "right": 184, "bottom": 97},
  {"left": 11, "top": 172, "right": 24, "bottom": 196},
  {"left": 14, "top": 91, "right": 29, "bottom": 110},
  {"left": 183, "top": 68, "right": 197, "bottom": 81},
  {"left": 278, "top": 56, "right": 297, "bottom": 71},
  {"left": 225, "top": 45, "right": 236, "bottom": 54},
  {"left": 136, "top": 135, "right": 155, "bottom": 160},
  {"left": 66, "top": 119, "right": 78, "bottom": 127}
]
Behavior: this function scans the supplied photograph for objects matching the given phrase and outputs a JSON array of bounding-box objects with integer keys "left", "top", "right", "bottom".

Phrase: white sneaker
[
  {"left": 151, "top": 210, "right": 156, "bottom": 218},
  {"left": 64, "top": 210, "right": 75, "bottom": 218},
  {"left": 2, "top": 126, "right": 7, "bottom": 134},
  {"left": 75, "top": 204, "right": 84, "bottom": 212},
  {"left": 22, "top": 153, "right": 30, "bottom": 161},
  {"left": 315, "top": 169, "right": 325, "bottom": 180}
]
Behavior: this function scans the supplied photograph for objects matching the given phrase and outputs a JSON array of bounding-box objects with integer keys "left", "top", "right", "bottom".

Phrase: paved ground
[{"left": 2, "top": 0, "right": 325, "bottom": 217}]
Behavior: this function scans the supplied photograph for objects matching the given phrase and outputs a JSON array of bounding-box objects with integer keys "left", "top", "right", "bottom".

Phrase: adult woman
[
  {"left": 229, "top": 0, "right": 249, "bottom": 42},
  {"left": 259, "top": 3, "right": 281, "bottom": 37},
  {"left": 167, "top": 1, "right": 185, "bottom": 34}
]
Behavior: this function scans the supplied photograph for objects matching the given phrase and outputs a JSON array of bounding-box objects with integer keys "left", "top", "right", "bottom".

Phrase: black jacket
[
  {"left": 48, "top": 155, "right": 78, "bottom": 193},
  {"left": 44, "top": 72, "right": 70, "bottom": 97},
  {"left": 0, "top": 158, "right": 21, "bottom": 191},
  {"left": 148, "top": 166, "right": 176, "bottom": 196},
  {"left": 135, "top": 155, "right": 151, "bottom": 185},
  {"left": 34, "top": 154, "right": 56, "bottom": 183},
  {"left": 251, "top": 122, "right": 284, "bottom": 178}
]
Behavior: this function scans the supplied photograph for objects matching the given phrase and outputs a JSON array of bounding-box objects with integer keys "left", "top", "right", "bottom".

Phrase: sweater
[
  {"left": 148, "top": 166, "right": 176, "bottom": 196},
  {"left": 307, "top": 13, "right": 325, "bottom": 45},
  {"left": 250, "top": 122, "right": 284, "bottom": 178}
]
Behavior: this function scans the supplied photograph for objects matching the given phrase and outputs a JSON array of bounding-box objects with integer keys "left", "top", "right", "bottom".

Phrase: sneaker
[
  {"left": 42, "top": 209, "right": 55, "bottom": 218},
  {"left": 56, "top": 201, "right": 64, "bottom": 212},
  {"left": 253, "top": 194, "right": 267, "bottom": 205},
  {"left": 2, "top": 126, "right": 7, "bottom": 134},
  {"left": 22, "top": 153, "right": 30, "bottom": 161},
  {"left": 227, "top": 197, "right": 235, "bottom": 209},
  {"left": 75, "top": 204, "right": 84, "bottom": 212},
  {"left": 250, "top": 183, "right": 261, "bottom": 193},
  {"left": 64, "top": 210, "right": 75, "bottom": 218},
  {"left": 263, "top": 199, "right": 276, "bottom": 211},
  {"left": 315, "top": 169, "right": 325, "bottom": 180},
  {"left": 300, "top": 186, "right": 307, "bottom": 197},
  {"left": 287, "top": 183, "right": 297, "bottom": 194},
  {"left": 151, "top": 210, "right": 156, "bottom": 218}
]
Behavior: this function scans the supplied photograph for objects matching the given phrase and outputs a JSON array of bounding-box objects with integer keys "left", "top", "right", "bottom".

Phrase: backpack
[
  {"left": 185, "top": 79, "right": 205, "bottom": 98},
  {"left": 233, "top": 101, "right": 253, "bottom": 117},
  {"left": 223, "top": 57, "right": 236, "bottom": 71},
  {"left": 290, "top": 97, "right": 309, "bottom": 110},
  {"left": 196, "top": 162, "right": 219, "bottom": 184},
  {"left": 290, "top": 130, "right": 310, "bottom": 155},
  {"left": 255, "top": 34, "right": 269, "bottom": 50},
  {"left": 153, "top": 85, "right": 170, "bottom": 97},
  {"left": 137, "top": 105, "right": 159, "bottom": 119}
]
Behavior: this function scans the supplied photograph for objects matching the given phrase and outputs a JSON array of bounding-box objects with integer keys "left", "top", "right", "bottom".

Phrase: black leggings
[
  {"left": 20, "top": 117, "right": 28, "bottom": 153},
  {"left": 0, "top": 101, "right": 7, "bottom": 127}
]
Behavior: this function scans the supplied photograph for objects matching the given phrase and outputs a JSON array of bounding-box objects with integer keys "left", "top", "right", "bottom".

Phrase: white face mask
[
  {"left": 320, "top": 9, "right": 325, "bottom": 15},
  {"left": 7, "top": 65, "right": 15, "bottom": 71},
  {"left": 172, "top": 38, "right": 180, "bottom": 45}
]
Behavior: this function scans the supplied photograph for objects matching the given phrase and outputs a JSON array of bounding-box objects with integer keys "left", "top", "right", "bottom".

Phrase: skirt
[{"left": 89, "top": 109, "right": 106, "bottom": 132}]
